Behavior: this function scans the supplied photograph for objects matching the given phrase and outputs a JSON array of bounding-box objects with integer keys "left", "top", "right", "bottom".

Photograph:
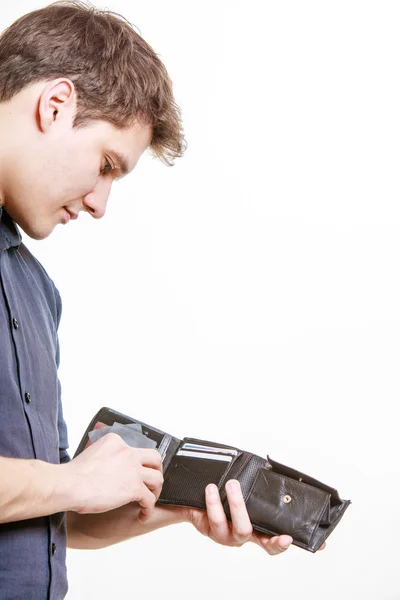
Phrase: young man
[{"left": 0, "top": 2, "right": 320, "bottom": 598}]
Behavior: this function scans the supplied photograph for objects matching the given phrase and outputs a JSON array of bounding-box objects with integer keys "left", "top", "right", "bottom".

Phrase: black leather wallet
[{"left": 74, "top": 407, "right": 351, "bottom": 553}]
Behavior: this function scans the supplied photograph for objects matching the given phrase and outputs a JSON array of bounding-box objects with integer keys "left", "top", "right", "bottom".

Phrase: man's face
[{"left": 0, "top": 80, "right": 152, "bottom": 240}]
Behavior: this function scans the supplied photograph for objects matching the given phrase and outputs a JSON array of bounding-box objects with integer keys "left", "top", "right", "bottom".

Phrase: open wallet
[{"left": 74, "top": 407, "right": 351, "bottom": 553}]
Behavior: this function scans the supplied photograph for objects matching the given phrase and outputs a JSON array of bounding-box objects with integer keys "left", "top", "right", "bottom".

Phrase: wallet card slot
[
  {"left": 180, "top": 436, "right": 241, "bottom": 453},
  {"left": 177, "top": 437, "right": 244, "bottom": 492},
  {"left": 160, "top": 456, "right": 231, "bottom": 508},
  {"left": 220, "top": 454, "right": 266, "bottom": 519},
  {"left": 159, "top": 441, "right": 242, "bottom": 509},
  {"left": 245, "top": 467, "right": 331, "bottom": 545}
]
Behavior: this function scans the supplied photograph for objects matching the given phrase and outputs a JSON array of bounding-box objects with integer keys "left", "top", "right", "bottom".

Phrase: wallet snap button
[{"left": 283, "top": 495, "right": 292, "bottom": 504}]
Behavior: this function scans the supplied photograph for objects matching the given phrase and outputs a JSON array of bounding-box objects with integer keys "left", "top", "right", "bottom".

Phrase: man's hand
[
  {"left": 65, "top": 433, "right": 163, "bottom": 523},
  {"left": 185, "top": 479, "right": 327, "bottom": 555}
]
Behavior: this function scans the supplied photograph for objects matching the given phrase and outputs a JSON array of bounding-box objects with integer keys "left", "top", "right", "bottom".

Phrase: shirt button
[
  {"left": 12, "top": 317, "right": 19, "bottom": 330},
  {"left": 52, "top": 543, "right": 57, "bottom": 555},
  {"left": 24, "top": 392, "right": 31, "bottom": 404}
]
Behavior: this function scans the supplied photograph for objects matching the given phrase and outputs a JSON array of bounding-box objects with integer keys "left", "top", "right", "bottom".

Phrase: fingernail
[
  {"left": 227, "top": 480, "right": 240, "bottom": 494},
  {"left": 206, "top": 484, "right": 218, "bottom": 496},
  {"left": 280, "top": 535, "right": 293, "bottom": 549}
]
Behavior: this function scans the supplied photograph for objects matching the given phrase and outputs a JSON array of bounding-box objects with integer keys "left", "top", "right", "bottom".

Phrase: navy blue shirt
[{"left": 0, "top": 208, "right": 70, "bottom": 599}]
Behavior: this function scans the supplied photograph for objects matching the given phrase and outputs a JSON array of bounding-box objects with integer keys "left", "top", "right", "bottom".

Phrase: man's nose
[{"left": 83, "top": 179, "right": 112, "bottom": 219}]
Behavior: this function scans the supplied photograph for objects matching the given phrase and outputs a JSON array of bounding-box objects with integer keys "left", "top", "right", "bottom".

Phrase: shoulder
[{"left": 17, "top": 242, "right": 62, "bottom": 326}]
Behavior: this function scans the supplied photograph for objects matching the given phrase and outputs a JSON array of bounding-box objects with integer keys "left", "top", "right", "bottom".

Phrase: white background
[{"left": 2, "top": 1, "right": 400, "bottom": 599}]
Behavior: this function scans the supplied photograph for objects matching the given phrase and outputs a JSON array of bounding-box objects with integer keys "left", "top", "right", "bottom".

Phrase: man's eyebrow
[{"left": 109, "top": 150, "right": 130, "bottom": 176}]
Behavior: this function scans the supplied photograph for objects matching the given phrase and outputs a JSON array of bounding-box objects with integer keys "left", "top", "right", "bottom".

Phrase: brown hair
[{"left": 0, "top": 0, "right": 186, "bottom": 165}]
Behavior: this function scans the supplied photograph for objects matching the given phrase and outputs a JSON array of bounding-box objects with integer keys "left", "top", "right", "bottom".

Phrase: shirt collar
[{"left": 0, "top": 207, "right": 23, "bottom": 251}]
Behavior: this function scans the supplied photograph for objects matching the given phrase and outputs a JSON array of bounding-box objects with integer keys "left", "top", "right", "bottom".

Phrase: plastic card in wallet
[{"left": 74, "top": 407, "right": 351, "bottom": 553}]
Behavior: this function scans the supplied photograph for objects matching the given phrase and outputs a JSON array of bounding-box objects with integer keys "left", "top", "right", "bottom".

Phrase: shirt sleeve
[{"left": 55, "top": 286, "right": 71, "bottom": 464}]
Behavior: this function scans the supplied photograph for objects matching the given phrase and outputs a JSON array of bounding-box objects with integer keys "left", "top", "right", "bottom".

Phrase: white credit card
[
  {"left": 176, "top": 449, "right": 232, "bottom": 462},
  {"left": 181, "top": 443, "right": 238, "bottom": 456}
]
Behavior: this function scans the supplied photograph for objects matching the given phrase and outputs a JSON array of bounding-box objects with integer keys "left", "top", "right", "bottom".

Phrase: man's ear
[{"left": 37, "top": 78, "right": 76, "bottom": 133}]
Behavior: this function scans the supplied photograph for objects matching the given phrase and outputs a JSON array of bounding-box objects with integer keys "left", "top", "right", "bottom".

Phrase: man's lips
[{"left": 64, "top": 208, "right": 79, "bottom": 221}]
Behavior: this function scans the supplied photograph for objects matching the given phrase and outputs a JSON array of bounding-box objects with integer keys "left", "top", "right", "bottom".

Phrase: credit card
[
  {"left": 181, "top": 443, "right": 238, "bottom": 456},
  {"left": 176, "top": 449, "right": 232, "bottom": 462}
]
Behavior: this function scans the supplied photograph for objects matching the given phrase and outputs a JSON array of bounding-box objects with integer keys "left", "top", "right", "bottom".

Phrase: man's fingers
[
  {"left": 225, "top": 480, "right": 253, "bottom": 545},
  {"left": 205, "top": 484, "right": 231, "bottom": 541},
  {"left": 137, "top": 486, "right": 156, "bottom": 523},
  {"left": 259, "top": 535, "right": 324, "bottom": 554},
  {"left": 261, "top": 535, "right": 293, "bottom": 555},
  {"left": 139, "top": 449, "right": 163, "bottom": 470},
  {"left": 141, "top": 466, "right": 164, "bottom": 499}
]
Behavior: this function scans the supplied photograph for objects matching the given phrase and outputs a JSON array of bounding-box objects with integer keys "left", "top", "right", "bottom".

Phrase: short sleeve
[{"left": 55, "top": 286, "right": 71, "bottom": 464}]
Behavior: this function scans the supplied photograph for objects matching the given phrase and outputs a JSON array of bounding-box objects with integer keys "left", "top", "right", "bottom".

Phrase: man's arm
[
  {"left": 0, "top": 433, "right": 163, "bottom": 524},
  {"left": 66, "top": 503, "right": 188, "bottom": 550},
  {"left": 0, "top": 456, "right": 73, "bottom": 523}
]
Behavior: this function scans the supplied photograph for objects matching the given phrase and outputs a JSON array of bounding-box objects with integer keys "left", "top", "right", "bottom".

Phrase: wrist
[
  {"left": 176, "top": 505, "right": 193, "bottom": 525},
  {"left": 49, "top": 461, "right": 80, "bottom": 513},
  {"left": 152, "top": 503, "right": 190, "bottom": 526}
]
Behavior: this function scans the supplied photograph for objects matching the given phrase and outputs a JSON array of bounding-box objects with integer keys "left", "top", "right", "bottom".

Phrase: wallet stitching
[
  {"left": 216, "top": 452, "right": 243, "bottom": 490},
  {"left": 243, "top": 466, "right": 260, "bottom": 504},
  {"left": 223, "top": 452, "right": 252, "bottom": 486},
  {"left": 219, "top": 452, "right": 253, "bottom": 503}
]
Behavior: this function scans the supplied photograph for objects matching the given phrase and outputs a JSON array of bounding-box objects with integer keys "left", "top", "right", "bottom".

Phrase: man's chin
[
  {"left": 20, "top": 221, "right": 55, "bottom": 241},
  {"left": 1, "top": 207, "right": 56, "bottom": 241}
]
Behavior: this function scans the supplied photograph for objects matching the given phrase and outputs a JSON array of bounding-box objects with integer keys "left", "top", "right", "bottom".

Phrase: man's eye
[{"left": 101, "top": 159, "right": 113, "bottom": 176}]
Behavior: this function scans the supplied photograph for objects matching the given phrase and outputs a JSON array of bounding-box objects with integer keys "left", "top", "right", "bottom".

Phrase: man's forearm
[
  {"left": 0, "top": 455, "right": 187, "bottom": 547},
  {"left": 0, "top": 457, "right": 72, "bottom": 523},
  {"left": 67, "top": 503, "right": 189, "bottom": 550}
]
